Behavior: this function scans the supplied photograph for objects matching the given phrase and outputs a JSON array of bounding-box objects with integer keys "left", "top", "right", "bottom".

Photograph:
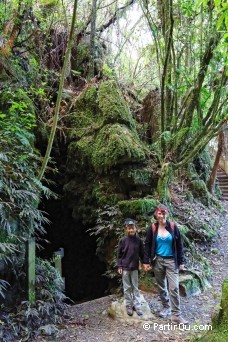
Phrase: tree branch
[
  {"left": 161, "top": 0, "right": 173, "bottom": 131},
  {"left": 177, "top": 33, "right": 220, "bottom": 130},
  {"left": 203, "top": 70, "right": 227, "bottom": 126},
  {"left": 97, "top": 0, "right": 137, "bottom": 33}
]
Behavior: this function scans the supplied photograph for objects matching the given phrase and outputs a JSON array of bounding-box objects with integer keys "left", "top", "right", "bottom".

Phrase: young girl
[{"left": 117, "top": 219, "right": 144, "bottom": 316}]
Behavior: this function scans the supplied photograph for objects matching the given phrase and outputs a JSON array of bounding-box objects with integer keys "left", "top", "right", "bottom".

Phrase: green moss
[
  {"left": 179, "top": 275, "right": 201, "bottom": 297},
  {"left": 157, "top": 163, "right": 172, "bottom": 202},
  {"left": 118, "top": 198, "right": 158, "bottom": 217},
  {"left": 193, "top": 148, "right": 213, "bottom": 182},
  {"left": 69, "top": 85, "right": 99, "bottom": 139},
  {"left": 71, "top": 39, "right": 104, "bottom": 77},
  {"left": 197, "top": 279, "right": 228, "bottom": 341},
  {"left": 69, "top": 80, "right": 136, "bottom": 140},
  {"left": 67, "top": 82, "right": 149, "bottom": 175},
  {"left": 71, "top": 41, "right": 91, "bottom": 75},
  {"left": 217, "top": 279, "right": 228, "bottom": 323},
  {"left": 97, "top": 80, "right": 136, "bottom": 128},
  {"left": 190, "top": 179, "right": 208, "bottom": 194},
  {"left": 81, "top": 85, "right": 98, "bottom": 106},
  {"left": 92, "top": 180, "right": 125, "bottom": 206},
  {"left": 67, "top": 135, "right": 95, "bottom": 171},
  {"left": 199, "top": 223, "right": 215, "bottom": 239},
  {"left": 186, "top": 191, "right": 194, "bottom": 202},
  {"left": 197, "top": 322, "right": 227, "bottom": 342},
  {"left": 40, "top": 0, "right": 57, "bottom": 6},
  {"left": 92, "top": 124, "right": 147, "bottom": 172},
  {"left": 179, "top": 225, "right": 189, "bottom": 235},
  {"left": 119, "top": 169, "right": 152, "bottom": 187},
  {"left": 190, "top": 179, "right": 211, "bottom": 205}
]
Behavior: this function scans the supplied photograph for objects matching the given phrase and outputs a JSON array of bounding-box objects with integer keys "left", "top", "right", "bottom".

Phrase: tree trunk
[
  {"left": 157, "top": 162, "right": 172, "bottom": 202},
  {"left": 88, "top": 0, "right": 97, "bottom": 78},
  {"left": 207, "top": 130, "right": 224, "bottom": 193}
]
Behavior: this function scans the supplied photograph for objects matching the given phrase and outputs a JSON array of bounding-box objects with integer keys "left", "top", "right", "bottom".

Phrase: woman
[{"left": 143, "top": 205, "right": 188, "bottom": 324}]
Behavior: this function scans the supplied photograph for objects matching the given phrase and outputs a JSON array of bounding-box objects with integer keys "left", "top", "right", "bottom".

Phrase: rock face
[
  {"left": 64, "top": 80, "right": 154, "bottom": 226},
  {"left": 179, "top": 272, "right": 211, "bottom": 298},
  {"left": 179, "top": 274, "right": 201, "bottom": 297},
  {"left": 51, "top": 79, "right": 159, "bottom": 299},
  {"left": 67, "top": 80, "right": 147, "bottom": 174},
  {"left": 106, "top": 293, "right": 155, "bottom": 322}
]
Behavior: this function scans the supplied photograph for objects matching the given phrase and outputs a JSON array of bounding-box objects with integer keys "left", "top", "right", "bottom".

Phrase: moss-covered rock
[
  {"left": 179, "top": 274, "right": 201, "bottom": 297},
  {"left": 186, "top": 158, "right": 214, "bottom": 206},
  {"left": 64, "top": 80, "right": 154, "bottom": 226},
  {"left": 118, "top": 198, "right": 158, "bottom": 218},
  {"left": 92, "top": 179, "right": 126, "bottom": 206},
  {"left": 193, "top": 148, "right": 213, "bottom": 182},
  {"left": 107, "top": 293, "right": 155, "bottom": 321},
  {"left": 69, "top": 85, "right": 99, "bottom": 140},
  {"left": 92, "top": 124, "right": 146, "bottom": 172},
  {"left": 67, "top": 81, "right": 148, "bottom": 173},
  {"left": 190, "top": 179, "right": 208, "bottom": 196},
  {"left": 119, "top": 169, "right": 153, "bottom": 187},
  {"left": 69, "top": 136, "right": 95, "bottom": 167},
  {"left": 97, "top": 80, "right": 136, "bottom": 129}
]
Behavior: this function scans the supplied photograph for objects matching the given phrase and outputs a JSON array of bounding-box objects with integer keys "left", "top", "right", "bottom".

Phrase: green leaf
[
  {"left": 71, "top": 69, "right": 81, "bottom": 75},
  {"left": 195, "top": 0, "right": 204, "bottom": 9},
  {"left": 217, "top": 13, "right": 226, "bottom": 29}
]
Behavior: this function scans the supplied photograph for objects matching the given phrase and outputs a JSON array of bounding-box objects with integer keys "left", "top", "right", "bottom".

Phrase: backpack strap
[{"left": 151, "top": 221, "right": 175, "bottom": 232}]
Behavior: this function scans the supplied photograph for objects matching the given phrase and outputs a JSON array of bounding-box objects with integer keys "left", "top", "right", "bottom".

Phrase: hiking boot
[
  {"left": 126, "top": 306, "right": 133, "bottom": 316},
  {"left": 135, "top": 307, "right": 143, "bottom": 316},
  {"left": 171, "top": 315, "right": 189, "bottom": 325},
  {"left": 159, "top": 307, "right": 171, "bottom": 318}
]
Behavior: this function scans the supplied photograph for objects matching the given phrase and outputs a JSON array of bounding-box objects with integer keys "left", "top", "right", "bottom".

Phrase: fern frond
[{"left": 0, "top": 279, "right": 9, "bottom": 298}]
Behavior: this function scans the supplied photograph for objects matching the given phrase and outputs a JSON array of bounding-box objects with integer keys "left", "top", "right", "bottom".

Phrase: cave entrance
[{"left": 39, "top": 198, "right": 109, "bottom": 302}]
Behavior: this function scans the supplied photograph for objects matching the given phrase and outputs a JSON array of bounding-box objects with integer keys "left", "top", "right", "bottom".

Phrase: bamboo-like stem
[{"left": 38, "top": 0, "right": 78, "bottom": 181}]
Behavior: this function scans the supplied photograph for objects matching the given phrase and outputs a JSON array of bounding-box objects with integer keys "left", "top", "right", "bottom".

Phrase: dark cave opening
[{"left": 38, "top": 198, "right": 109, "bottom": 302}]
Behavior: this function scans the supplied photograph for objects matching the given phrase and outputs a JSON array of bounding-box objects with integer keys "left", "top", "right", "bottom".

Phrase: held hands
[
  {"left": 143, "top": 264, "right": 152, "bottom": 271},
  {"left": 118, "top": 265, "right": 152, "bottom": 273},
  {"left": 179, "top": 264, "right": 185, "bottom": 271}
]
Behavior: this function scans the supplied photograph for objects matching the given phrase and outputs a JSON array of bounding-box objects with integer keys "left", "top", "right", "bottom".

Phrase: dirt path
[{"left": 39, "top": 202, "right": 228, "bottom": 342}]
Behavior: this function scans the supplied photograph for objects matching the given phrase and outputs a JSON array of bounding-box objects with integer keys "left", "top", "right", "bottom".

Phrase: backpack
[{"left": 151, "top": 221, "right": 175, "bottom": 233}]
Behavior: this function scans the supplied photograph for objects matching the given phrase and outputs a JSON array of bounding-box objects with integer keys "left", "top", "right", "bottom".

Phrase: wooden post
[
  {"left": 26, "top": 238, "right": 36, "bottom": 303},
  {"left": 54, "top": 248, "right": 65, "bottom": 290}
]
